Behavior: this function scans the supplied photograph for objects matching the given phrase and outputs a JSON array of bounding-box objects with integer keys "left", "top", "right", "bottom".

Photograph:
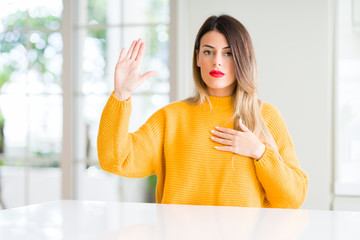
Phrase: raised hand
[
  {"left": 114, "top": 39, "right": 158, "bottom": 101},
  {"left": 210, "top": 118, "right": 266, "bottom": 160}
]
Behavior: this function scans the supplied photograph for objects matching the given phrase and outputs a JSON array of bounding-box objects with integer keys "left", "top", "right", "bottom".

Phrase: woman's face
[{"left": 197, "top": 30, "right": 236, "bottom": 97}]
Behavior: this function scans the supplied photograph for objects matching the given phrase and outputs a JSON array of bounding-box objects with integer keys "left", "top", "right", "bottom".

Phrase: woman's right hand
[{"left": 114, "top": 39, "right": 157, "bottom": 101}]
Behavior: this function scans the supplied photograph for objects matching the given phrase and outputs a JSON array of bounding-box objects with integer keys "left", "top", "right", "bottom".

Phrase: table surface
[{"left": 0, "top": 200, "right": 360, "bottom": 240}]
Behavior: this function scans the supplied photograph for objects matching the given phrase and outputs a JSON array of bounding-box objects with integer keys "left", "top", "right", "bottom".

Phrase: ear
[{"left": 196, "top": 49, "right": 200, "bottom": 67}]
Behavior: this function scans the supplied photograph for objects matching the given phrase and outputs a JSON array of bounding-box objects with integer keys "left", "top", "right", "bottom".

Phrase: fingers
[
  {"left": 140, "top": 71, "right": 158, "bottom": 82},
  {"left": 210, "top": 129, "right": 233, "bottom": 140},
  {"left": 214, "top": 146, "right": 234, "bottom": 152},
  {"left": 214, "top": 119, "right": 250, "bottom": 134},
  {"left": 135, "top": 42, "right": 146, "bottom": 61},
  {"left": 210, "top": 128, "right": 236, "bottom": 153},
  {"left": 238, "top": 118, "right": 250, "bottom": 132},
  {"left": 119, "top": 39, "right": 145, "bottom": 63},
  {"left": 130, "top": 38, "right": 142, "bottom": 60},
  {"left": 125, "top": 40, "right": 137, "bottom": 60},
  {"left": 214, "top": 126, "right": 238, "bottom": 135},
  {"left": 117, "top": 48, "right": 126, "bottom": 63},
  {"left": 210, "top": 136, "right": 232, "bottom": 146},
  {"left": 211, "top": 127, "right": 240, "bottom": 154}
]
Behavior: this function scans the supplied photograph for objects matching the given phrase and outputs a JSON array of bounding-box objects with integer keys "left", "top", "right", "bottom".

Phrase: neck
[
  {"left": 206, "top": 95, "right": 233, "bottom": 110},
  {"left": 206, "top": 83, "right": 236, "bottom": 97}
]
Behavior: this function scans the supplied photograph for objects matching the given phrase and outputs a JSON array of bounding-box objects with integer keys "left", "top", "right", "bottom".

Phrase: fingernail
[
  {"left": 210, "top": 130, "right": 215, "bottom": 133},
  {"left": 215, "top": 126, "right": 220, "bottom": 130}
]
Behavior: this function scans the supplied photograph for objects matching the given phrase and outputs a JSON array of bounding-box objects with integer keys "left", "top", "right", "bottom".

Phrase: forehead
[{"left": 200, "top": 30, "right": 229, "bottom": 48}]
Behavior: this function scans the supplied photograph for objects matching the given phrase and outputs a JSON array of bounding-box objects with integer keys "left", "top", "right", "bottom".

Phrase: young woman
[{"left": 97, "top": 15, "right": 308, "bottom": 208}]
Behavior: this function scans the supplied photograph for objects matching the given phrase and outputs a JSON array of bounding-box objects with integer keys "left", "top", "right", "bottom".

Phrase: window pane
[
  {"left": 129, "top": 94, "right": 169, "bottom": 132},
  {"left": 77, "top": 94, "right": 108, "bottom": 162},
  {"left": 76, "top": 0, "right": 170, "bottom": 204},
  {"left": 0, "top": 32, "right": 27, "bottom": 56},
  {"left": 0, "top": 5, "right": 27, "bottom": 33},
  {"left": 80, "top": 28, "right": 109, "bottom": 94},
  {"left": 0, "top": 0, "right": 63, "bottom": 208},
  {"left": 28, "top": 31, "right": 63, "bottom": 94},
  {"left": 0, "top": 94, "right": 27, "bottom": 160},
  {"left": 337, "top": 76, "right": 360, "bottom": 183},
  {"left": 86, "top": 0, "right": 110, "bottom": 25},
  {"left": 76, "top": 166, "right": 121, "bottom": 201},
  {"left": 29, "top": 167, "right": 61, "bottom": 204},
  {"left": 123, "top": 26, "right": 169, "bottom": 94},
  {"left": 124, "top": 0, "right": 169, "bottom": 24},
  {"left": 0, "top": 0, "right": 62, "bottom": 31},
  {"left": 28, "top": 95, "right": 62, "bottom": 161},
  {"left": 1, "top": 166, "right": 26, "bottom": 208},
  {"left": 335, "top": 0, "right": 360, "bottom": 195},
  {"left": 79, "top": 26, "right": 169, "bottom": 94},
  {"left": 0, "top": 36, "right": 28, "bottom": 94},
  {"left": 86, "top": 0, "right": 169, "bottom": 25},
  {"left": 28, "top": 8, "right": 62, "bottom": 30},
  {"left": 75, "top": 94, "right": 121, "bottom": 203}
]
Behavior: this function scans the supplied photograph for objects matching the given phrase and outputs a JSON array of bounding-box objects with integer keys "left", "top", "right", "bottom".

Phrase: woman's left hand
[{"left": 210, "top": 118, "right": 265, "bottom": 160}]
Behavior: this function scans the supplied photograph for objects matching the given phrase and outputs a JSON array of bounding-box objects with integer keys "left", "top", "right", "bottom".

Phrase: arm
[
  {"left": 97, "top": 39, "right": 160, "bottom": 177},
  {"left": 210, "top": 104, "right": 308, "bottom": 208},
  {"left": 97, "top": 93, "right": 164, "bottom": 177},
  {"left": 254, "top": 104, "right": 308, "bottom": 209}
]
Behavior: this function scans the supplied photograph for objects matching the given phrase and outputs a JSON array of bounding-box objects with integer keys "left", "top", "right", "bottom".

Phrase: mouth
[{"left": 209, "top": 70, "right": 225, "bottom": 78}]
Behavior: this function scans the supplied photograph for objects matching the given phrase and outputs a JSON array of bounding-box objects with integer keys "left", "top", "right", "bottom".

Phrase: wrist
[
  {"left": 114, "top": 90, "right": 130, "bottom": 101},
  {"left": 252, "top": 143, "right": 266, "bottom": 160}
]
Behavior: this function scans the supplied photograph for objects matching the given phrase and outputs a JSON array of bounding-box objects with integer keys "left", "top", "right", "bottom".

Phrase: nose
[{"left": 212, "top": 53, "right": 222, "bottom": 66}]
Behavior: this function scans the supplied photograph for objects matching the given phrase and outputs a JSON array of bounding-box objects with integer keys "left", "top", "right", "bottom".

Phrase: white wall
[{"left": 174, "top": 0, "right": 333, "bottom": 210}]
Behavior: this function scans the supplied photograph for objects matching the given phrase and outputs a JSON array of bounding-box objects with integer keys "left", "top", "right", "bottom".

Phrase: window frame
[{"left": 61, "top": 0, "right": 176, "bottom": 200}]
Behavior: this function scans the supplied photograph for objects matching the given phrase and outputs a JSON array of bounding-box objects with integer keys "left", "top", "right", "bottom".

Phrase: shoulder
[
  {"left": 156, "top": 100, "right": 190, "bottom": 114},
  {"left": 148, "top": 100, "right": 191, "bottom": 120},
  {"left": 261, "top": 102, "right": 282, "bottom": 119},
  {"left": 163, "top": 100, "right": 189, "bottom": 110},
  {"left": 260, "top": 102, "right": 288, "bottom": 131}
]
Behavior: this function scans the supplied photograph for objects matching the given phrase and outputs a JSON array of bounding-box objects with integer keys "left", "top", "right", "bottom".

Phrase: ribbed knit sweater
[{"left": 97, "top": 93, "right": 308, "bottom": 208}]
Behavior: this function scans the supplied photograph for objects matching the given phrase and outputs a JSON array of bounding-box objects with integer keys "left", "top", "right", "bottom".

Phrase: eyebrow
[{"left": 202, "top": 44, "right": 230, "bottom": 49}]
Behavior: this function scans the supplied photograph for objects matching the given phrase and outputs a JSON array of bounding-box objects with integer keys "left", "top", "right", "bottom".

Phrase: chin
[{"left": 208, "top": 85, "right": 232, "bottom": 90}]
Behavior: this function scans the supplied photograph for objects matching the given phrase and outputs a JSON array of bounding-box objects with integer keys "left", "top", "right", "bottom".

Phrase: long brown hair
[{"left": 186, "top": 15, "right": 279, "bottom": 153}]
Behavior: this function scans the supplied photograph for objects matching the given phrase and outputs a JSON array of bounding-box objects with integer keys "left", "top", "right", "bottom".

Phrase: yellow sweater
[{"left": 97, "top": 93, "right": 308, "bottom": 208}]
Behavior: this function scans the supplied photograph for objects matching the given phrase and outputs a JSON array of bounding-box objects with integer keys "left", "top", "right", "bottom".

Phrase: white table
[{"left": 0, "top": 200, "right": 360, "bottom": 239}]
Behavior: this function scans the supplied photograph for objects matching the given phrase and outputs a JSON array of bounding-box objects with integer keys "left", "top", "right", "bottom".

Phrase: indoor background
[{"left": 0, "top": 0, "right": 359, "bottom": 211}]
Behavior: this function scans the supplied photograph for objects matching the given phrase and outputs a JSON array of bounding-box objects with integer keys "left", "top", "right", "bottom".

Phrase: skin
[
  {"left": 196, "top": 30, "right": 236, "bottom": 97},
  {"left": 113, "top": 38, "right": 157, "bottom": 101},
  {"left": 113, "top": 35, "right": 265, "bottom": 160},
  {"left": 196, "top": 31, "right": 265, "bottom": 159}
]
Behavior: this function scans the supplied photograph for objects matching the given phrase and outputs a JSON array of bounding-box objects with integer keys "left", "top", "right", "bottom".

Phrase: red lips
[{"left": 209, "top": 70, "right": 225, "bottom": 78}]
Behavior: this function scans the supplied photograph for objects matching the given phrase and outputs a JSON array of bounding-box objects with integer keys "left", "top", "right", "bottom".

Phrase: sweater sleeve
[
  {"left": 97, "top": 93, "right": 164, "bottom": 178},
  {"left": 254, "top": 103, "right": 308, "bottom": 209}
]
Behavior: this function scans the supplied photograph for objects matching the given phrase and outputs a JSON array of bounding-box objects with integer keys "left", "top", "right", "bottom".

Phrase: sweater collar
[{"left": 206, "top": 95, "right": 233, "bottom": 110}]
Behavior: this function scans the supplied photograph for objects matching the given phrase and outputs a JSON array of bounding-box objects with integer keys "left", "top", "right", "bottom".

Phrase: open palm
[{"left": 114, "top": 39, "right": 157, "bottom": 100}]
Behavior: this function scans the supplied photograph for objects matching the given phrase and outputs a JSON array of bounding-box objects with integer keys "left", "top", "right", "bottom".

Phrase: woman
[{"left": 97, "top": 15, "right": 308, "bottom": 208}]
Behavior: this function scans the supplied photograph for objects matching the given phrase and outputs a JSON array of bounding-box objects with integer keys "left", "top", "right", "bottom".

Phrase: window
[
  {"left": 0, "top": 0, "right": 170, "bottom": 208},
  {"left": 335, "top": 0, "right": 360, "bottom": 196},
  {"left": 73, "top": 0, "right": 170, "bottom": 203},
  {"left": 0, "top": 0, "right": 63, "bottom": 208}
]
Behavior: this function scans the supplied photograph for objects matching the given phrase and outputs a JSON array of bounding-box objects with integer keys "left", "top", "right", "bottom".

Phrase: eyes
[
  {"left": 203, "top": 50, "right": 212, "bottom": 55},
  {"left": 203, "top": 50, "right": 232, "bottom": 57}
]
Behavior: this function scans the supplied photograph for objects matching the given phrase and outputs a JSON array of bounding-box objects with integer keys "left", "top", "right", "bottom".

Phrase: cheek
[
  {"left": 199, "top": 60, "right": 210, "bottom": 76},
  {"left": 197, "top": 57, "right": 207, "bottom": 68},
  {"left": 227, "top": 61, "right": 235, "bottom": 77}
]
